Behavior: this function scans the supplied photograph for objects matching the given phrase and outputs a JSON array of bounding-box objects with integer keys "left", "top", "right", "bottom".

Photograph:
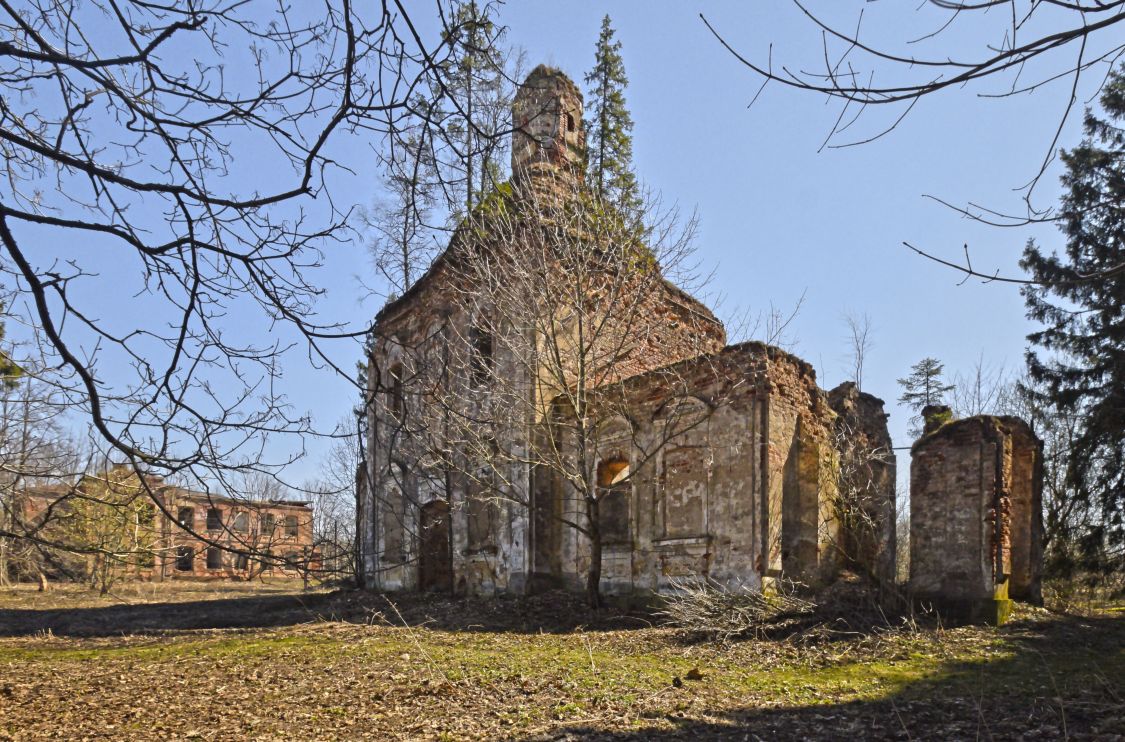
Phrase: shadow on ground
[
  {"left": 522, "top": 614, "right": 1125, "bottom": 741},
  {"left": 0, "top": 571, "right": 935, "bottom": 639},
  {"left": 0, "top": 588, "right": 653, "bottom": 637},
  {"left": 0, "top": 591, "right": 340, "bottom": 636}
]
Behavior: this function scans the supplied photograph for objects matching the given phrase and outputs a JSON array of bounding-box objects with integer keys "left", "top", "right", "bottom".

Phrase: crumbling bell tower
[{"left": 512, "top": 65, "right": 585, "bottom": 181}]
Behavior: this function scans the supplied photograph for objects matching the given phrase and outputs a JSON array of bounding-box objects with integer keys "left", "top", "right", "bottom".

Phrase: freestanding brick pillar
[{"left": 909, "top": 414, "right": 1043, "bottom": 625}]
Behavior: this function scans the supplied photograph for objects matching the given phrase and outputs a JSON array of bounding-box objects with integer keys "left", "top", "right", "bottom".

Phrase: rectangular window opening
[
  {"left": 470, "top": 327, "right": 493, "bottom": 385},
  {"left": 388, "top": 365, "right": 405, "bottom": 418},
  {"left": 175, "top": 546, "right": 194, "bottom": 572}
]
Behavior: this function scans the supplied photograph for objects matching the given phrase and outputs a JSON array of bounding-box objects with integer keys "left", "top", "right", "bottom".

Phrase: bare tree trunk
[
  {"left": 0, "top": 531, "right": 7, "bottom": 587},
  {"left": 37, "top": 570, "right": 48, "bottom": 592},
  {"left": 99, "top": 556, "right": 112, "bottom": 595},
  {"left": 585, "top": 495, "right": 602, "bottom": 608}
]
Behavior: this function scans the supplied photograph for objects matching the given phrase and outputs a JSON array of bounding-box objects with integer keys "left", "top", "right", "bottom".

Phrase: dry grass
[
  {"left": 0, "top": 583, "right": 1122, "bottom": 740},
  {"left": 0, "top": 578, "right": 321, "bottom": 611}
]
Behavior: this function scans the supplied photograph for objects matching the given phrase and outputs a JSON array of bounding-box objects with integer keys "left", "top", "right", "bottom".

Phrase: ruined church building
[{"left": 357, "top": 66, "right": 1043, "bottom": 622}]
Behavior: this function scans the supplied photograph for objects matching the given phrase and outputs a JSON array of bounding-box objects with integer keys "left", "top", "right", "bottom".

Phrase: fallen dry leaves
[{"left": 0, "top": 585, "right": 1120, "bottom": 740}]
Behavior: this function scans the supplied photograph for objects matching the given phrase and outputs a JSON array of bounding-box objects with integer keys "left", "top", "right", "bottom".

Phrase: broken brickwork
[
  {"left": 827, "top": 382, "right": 897, "bottom": 587},
  {"left": 910, "top": 416, "right": 1043, "bottom": 622},
  {"left": 355, "top": 65, "right": 966, "bottom": 602},
  {"left": 20, "top": 465, "right": 315, "bottom": 580},
  {"left": 534, "top": 343, "right": 891, "bottom": 596}
]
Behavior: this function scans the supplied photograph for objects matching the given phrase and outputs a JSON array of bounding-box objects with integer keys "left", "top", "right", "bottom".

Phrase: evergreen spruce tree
[
  {"left": 584, "top": 16, "right": 639, "bottom": 211},
  {"left": 441, "top": 1, "right": 512, "bottom": 216},
  {"left": 897, "top": 357, "right": 954, "bottom": 438},
  {"left": 366, "top": 127, "right": 439, "bottom": 295},
  {"left": 1021, "top": 65, "right": 1125, "bottom": 555}
]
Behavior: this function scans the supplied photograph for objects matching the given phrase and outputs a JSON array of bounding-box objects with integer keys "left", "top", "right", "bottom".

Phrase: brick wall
[{"left": 910, "top": 416, "right": 1043, "bottom": 609}]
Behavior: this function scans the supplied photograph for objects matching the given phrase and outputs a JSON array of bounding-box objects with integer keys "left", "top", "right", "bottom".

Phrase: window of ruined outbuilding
[
  {"left": 470, "top": 326, "right": 493, "bottom": 385},
  {"left": 566, "top": 112, "right": 575, "bottom": 132},
  {"left": 261, "top": 513, "right": 275, "bottom": 535},
  {"left": 597, "top": 458, "right": 631, "bottom": 544},
  {"left": 177, "top": 507, "right": 194, "bottom": 529},
  {"left": 284, "top": 514, "right": 299, "bottom": 537},
  {"left": 206, "top": 546, "right": 223, "bottom": 570},
  {"left": 235, "top": 553, "right": 249, "bottom": 571},
  {"left": 206, "top": 507, "right": 222, "bottom": 531},
  {"left": 175, "top": 546, "right": 194, "bottom": 572},
  {"left": 231, "top": 511, "right": 249, "bottom": 532}
]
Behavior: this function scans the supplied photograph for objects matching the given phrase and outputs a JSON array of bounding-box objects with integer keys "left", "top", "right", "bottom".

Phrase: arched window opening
[
  {"left": 596, "top": 458, "right": 631, "bottom": 544},
  {"left": 470, "top": 326, "right": 493, "bottom": 385},
  {"left": 388, "top": 365, "right": 405, "bottom": 417}
]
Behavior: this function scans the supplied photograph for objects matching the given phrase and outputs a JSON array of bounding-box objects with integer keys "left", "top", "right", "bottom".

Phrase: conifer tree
[
  {"left": 367, "top": 128, "right": 439, "bottom": 295},
  {"left": 1022, "top": 65, "right": 1125, "bottom": 554},
  {"left": 897, "top": 357, "right": 954, "bottom": 438},
  {"left": 441, "top": 1, "right": 512, "bottom": 216},
  {"left": 584, "top": 16, "right": 639, "bottom": 211}
]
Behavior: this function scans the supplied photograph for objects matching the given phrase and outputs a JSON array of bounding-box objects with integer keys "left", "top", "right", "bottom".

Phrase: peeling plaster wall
[{"left": 539, "top": 343, "right": 879, "bottom": 597}]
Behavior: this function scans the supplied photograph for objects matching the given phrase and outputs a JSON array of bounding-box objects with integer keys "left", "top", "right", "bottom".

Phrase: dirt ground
[{"left": 0, "top": 582, "right": 1122, "bottom": 741}]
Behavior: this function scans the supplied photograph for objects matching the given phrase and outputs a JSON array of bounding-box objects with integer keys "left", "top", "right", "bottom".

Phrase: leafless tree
[
  {"left": 705, "top": 2, "right": 1124, "bottom": 192},
  {"left": 0, "top": 1, "right": 510, "bottom": 568},
  {"left": 999, "top": 373, "right": 1122, "bottom": 580},
  {"left": 373, "top": 172, "right": 726, "bottom": 606},
  {"left": 842, "top": 312, "right": 873, "bottom": 391},
  {"left": 363, "top": 1, "right": 526, "bottom": 299},
  {"left": 0, "top": 353, "right": 85, "bottom": 585},
  {"left": 702, "top": 2, "right": 1125, "bottom": 276},
  {"left": 721, "top": 290, "right": 807, "bottom": 352},
  {"left": 364, "top": 132, "right": 442, "bottom": 297},
  {"left": 303, "top": 417, "right": 359, "bottom": 580},
  {"left": 825, "top": 420, "right": 896, "bottom": 588},
  {"left": 950, "top": 354, "right": 1013, "bottom": 417}
]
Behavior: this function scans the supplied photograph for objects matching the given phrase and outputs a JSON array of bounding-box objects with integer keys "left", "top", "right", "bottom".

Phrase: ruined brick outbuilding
[
  {"left": 910, "top": 412, "right": 1043, "bottom": 622},
  {"left": 357, "top": 66, "right": 1042, "bottom": 616}
]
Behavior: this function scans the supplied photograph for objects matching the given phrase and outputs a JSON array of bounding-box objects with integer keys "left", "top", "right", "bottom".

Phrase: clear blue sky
[
  {"left": 14, "top": 2, "right": 1109, "bottom": 492},
  {"left": 252, "top": 2, "right": 1099, "bottom": 485}
]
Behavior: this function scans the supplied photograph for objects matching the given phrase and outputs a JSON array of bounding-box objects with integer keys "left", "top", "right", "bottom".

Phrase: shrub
[{"left": 656, "top": 576, "right": 815, "bottom": 641}]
